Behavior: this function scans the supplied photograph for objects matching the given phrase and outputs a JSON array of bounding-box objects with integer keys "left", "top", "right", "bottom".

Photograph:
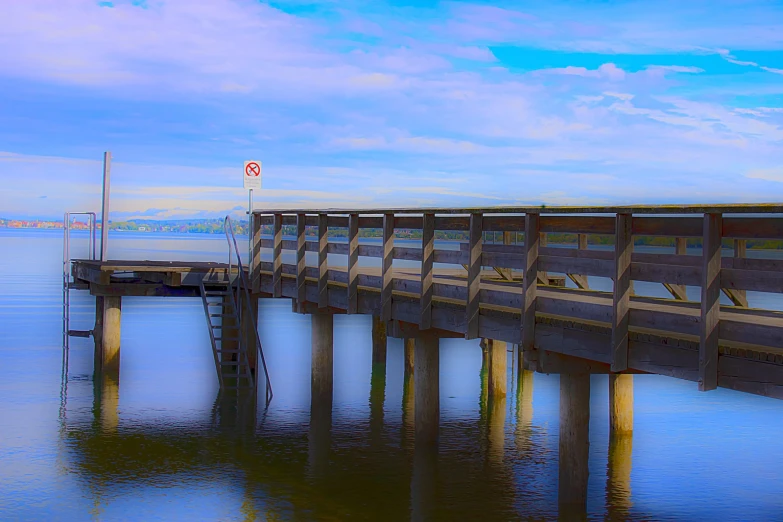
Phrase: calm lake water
[{"left": 1, "top": 228, "right": 783, "bottom": 521}]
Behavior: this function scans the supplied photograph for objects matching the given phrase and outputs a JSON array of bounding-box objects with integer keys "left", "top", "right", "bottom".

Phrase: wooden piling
[
  {"left": 488, "top": 339, "right": 507, "bottom": 398},
  {"left": 559, "top": 373, "right": 591, "bottom": 512},
  {"left": 609, "top": 374, "right": 634, "bottom": 434},
  {"left": 404, "top": 337, "right": 415, "bottom": 376},
  {"left": 372, "top": 315, "right": 387, "bottom": 367},
  {"left": 311, "top": 313, "right": 334, "bottom": 401},
  {"left": 414, "top": 332, "right": 439, "bottom": 447},
  {"left": 94, "top": 295, "right": 121, "bottom": 377}
]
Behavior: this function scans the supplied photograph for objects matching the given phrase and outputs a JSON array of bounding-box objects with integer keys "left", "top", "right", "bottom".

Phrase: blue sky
[{"left": 1, "top": 0, "right": 782, "bottom": 219}]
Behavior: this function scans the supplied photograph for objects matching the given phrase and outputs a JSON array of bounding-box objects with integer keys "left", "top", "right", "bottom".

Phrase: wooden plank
[
  {"left": 272, "top": 213, "right": 283, "bottom": 298},
  {"left": 381, "top": 213, "right": 394, "bottom": 321},
  {"left": 420, "top": 213, "right": 435, "bottom": 329},
  {"left": 721, "top": 268, "right": 783, "bottom": 294},
  {"left": 435, "top": 216, "right": 469, "bottom": 231},
  {"left": 540, "top": 216, "right": 615, "bottom": 235},
  {"left": 632, "top": 217, "right": 702, "bottom": 237},
  {"left": 347, "top": 213, "right": 359, "bottom": 314},
  {"left": 522, "top": 213, "right": 540, "bottom": 363},
  {"left": 611, "top": 213, "right": 632, "bottom": 372},
  {"left": 296, "top": 214, "right": 306, "bottom": 312},
  {"left": 318, "top": 213, "right": 328, "bottom": 309},
  {"left": 723, "top": 217, "right": 783, "bottom": 240},
  {"left": 699, "top": 213, "right": 722, "bottom": 391},
  {"left": 722, "top": 240, "right": 748, "bottom": 307},
  {"left": 465, "top": 213, "right": 483, "bottom": 339},
  {"left": 539, "top": 255, "right": 614, "bottom": 278}
]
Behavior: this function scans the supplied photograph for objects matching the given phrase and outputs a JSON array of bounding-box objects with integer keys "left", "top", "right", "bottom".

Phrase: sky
[{"left": 1, "top": 0, "right": 782, "bottom": 220}]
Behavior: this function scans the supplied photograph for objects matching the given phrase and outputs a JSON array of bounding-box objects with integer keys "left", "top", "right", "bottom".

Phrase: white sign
[{"left": 243, "top": 160, "right": 262, "bottom": 190}]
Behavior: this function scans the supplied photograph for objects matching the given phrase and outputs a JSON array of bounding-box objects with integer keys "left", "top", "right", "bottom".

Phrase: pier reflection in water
[
  {"left": 5, "top": 231, "right": 783, "bottom": 521},
  {"left": 64, "top": 330, "right": 649, "bottom": 521}
]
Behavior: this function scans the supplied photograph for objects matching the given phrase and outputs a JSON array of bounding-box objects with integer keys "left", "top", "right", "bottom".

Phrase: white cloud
[{"left": 746, "top": 169, "right": 783, "bottom": 182}]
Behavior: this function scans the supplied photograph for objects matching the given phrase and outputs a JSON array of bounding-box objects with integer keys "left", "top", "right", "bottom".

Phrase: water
[{"left": 1, "top": 228, "right": 783, "bottom": 521}]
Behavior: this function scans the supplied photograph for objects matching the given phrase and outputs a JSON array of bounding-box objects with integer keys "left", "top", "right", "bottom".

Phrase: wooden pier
[{"left": 69, "top": 203, "right": 783, "bottom": 514}]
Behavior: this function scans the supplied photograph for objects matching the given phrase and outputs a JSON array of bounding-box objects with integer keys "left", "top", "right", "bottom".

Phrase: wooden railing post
[
  {"left": 521, "top": 213, "right": 539, "bottom": 371},
  {"left": 465, "top": 212, "right": 483, "bottom": 339},
  {"left": 272, "top": 213, "right": 283, "bottom": 298},
  {"left": 664, "top": 238, "right": 688, "bottom": 300},
  {"left": 723, "top": 240, "right": 748, "bottom": 307},
  {"left": 318, "top": 213, "right": 328, "bottom": 309},
  {"left": 381, "top": 213, "right": 394, "bottom": 322},
  {"left": 348, "top": 213, "right": 359, "bottom": 314},
  {"left": 700, "top": 213, "right": 722, "bottom": 391},
  {"left": 251, "top": 213, "right": 262, "bottom": 293},
  {"left": 420, "top": 213, "right": 435, "bottom": 329},
  {"left": 296, "top": 213, "right": 306, "bottom": 312},
  {"left": 537, "top": 232, "right": 549, "bottom": 285},
  {"left": 566, "top": 234, "right": 590, "bottom": 290},
  {"left": 611, "top": 213, "right": 632, "bottom": 372}
]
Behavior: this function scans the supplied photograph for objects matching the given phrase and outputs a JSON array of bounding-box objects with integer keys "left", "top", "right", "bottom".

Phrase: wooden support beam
[
  {"left": 611, "top": 213, "right": 632, "bottom": 372},
  {"left": 347, "top": 213, "right": 359, "bottom": 314},
  {"left": 663, "top": 237, "right": 689, "bottom": 300},
  {"left": 495, "top": 231, "right": 515, "bottom": 281},
  {"left": 465, "top": 212, "right": 483, "bottom": 339},
  {"left": 420, "top": 213, "right": 435, "bottom": 329},
  {"left": 272, "top": 213, "right": 283, "bottom": 298},
  {"left": 521, "top": 213, "right": 539, "bottom": 372},
  {"left": 318, "top": 214, "right": 328, "bottom": 309},
  {"left": 296, "top": 213, "right": 306, "bottom": 312},
  {"left": 700, "top": 213, "right": 722, "bottom": 391},
  {"left": 722, "top": 239, "right": 748, "bottom": 307},
  {"left": 381, "top": 213, "right": 394, "bottom": 321}
]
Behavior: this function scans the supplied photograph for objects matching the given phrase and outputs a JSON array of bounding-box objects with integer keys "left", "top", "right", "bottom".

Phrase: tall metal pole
[
  {"left": 100, "top": 151, "right": 112, "bottom": 262},
  {"left": 248, "top": 188, "right": 253, "bottom": 271}
]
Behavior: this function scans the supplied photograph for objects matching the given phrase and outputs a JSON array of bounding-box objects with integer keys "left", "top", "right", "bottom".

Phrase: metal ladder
[
  {"left": 199, "top": 216, "right": 273, "bottom": 402},
  {"left": 199, "top": 279, "right": 255, "bottom": 390},
  {"left": 62, "top": 211, "right": 98, "bottom": 348}
]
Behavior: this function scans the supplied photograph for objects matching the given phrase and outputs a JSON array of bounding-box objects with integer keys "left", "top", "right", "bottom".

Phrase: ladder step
[
  {"left": 68, "top": 329, "right": 92, "bottom": 338},
  {"left": 220, "top": 361, "right": 243, "bottom": 366},
  {"left": 215, "top": 337, "right": 240, "bottom": 342},
  {"left": 205, "top": 291, "right": 231, "bottom": 296},
  {"left": 209, "top": 313, "right": 231, "bottom": 318}
]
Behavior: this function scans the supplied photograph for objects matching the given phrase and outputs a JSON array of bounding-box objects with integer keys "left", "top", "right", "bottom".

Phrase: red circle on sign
[{"left": 246, "top": 162, "right": 260, "bottom": 177}]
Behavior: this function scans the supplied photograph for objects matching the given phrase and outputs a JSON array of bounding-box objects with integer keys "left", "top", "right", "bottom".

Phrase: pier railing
[{"left": 251, "top": 205, "right": 783, "bottom": 394}]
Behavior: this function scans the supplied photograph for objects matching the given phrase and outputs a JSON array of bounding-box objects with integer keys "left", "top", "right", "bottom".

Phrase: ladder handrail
[{"left": 224, "top": 215, "right": 273, "bottom": 403}]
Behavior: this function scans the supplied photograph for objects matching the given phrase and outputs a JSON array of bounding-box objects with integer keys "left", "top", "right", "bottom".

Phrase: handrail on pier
[
  {"left": 249, "top": 205, "right": 783, "bottom": 399},
  {"left": 224, "top": 216, "right": 273, "bottom": 403}
]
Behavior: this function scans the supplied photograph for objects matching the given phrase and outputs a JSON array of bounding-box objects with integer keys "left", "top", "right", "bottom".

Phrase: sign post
[{"left": 244, "top": 161, "right": 262, "bottom": 275}]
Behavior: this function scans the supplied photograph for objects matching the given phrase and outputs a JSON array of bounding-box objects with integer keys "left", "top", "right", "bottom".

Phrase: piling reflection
[
  {"left": 606, "top": 433, "right": 634, "bottom": 520},
  {"left": 62, "top": 347, "right": 648, "bottom": 520}
]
